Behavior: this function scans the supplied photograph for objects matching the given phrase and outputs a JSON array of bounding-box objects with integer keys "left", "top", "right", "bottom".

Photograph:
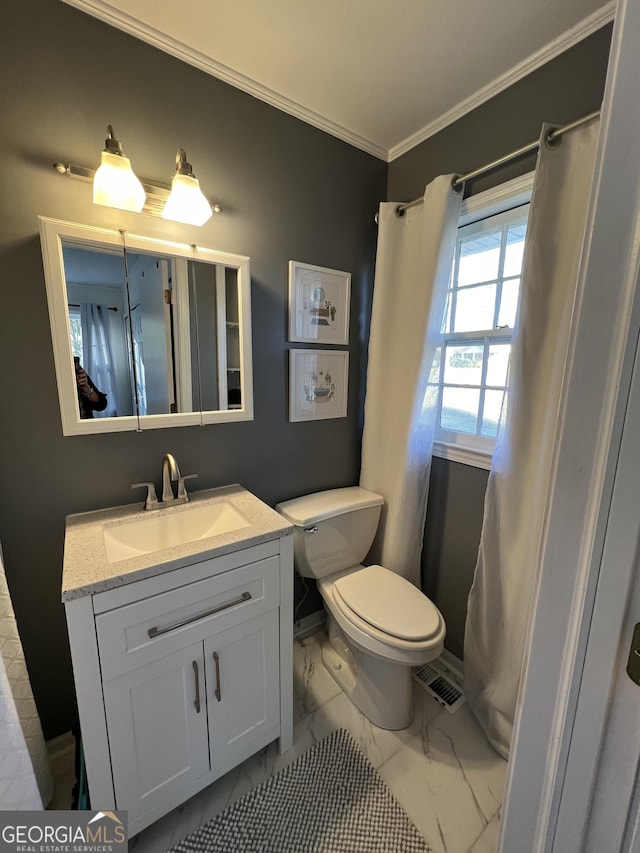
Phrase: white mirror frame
[{"left": 39, "top": 217, "right": 254, "bottom": 435}]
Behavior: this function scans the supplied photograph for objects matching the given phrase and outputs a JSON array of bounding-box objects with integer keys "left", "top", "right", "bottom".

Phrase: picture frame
[
  {"left": 289, "top": 349, "right": 349, "bottom": 422},
  {"left": 288, "top": 260, "right": 351, "bottom": 345}
]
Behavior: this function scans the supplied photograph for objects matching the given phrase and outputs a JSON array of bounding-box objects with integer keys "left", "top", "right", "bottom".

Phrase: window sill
[{"left": 432, "top": 440, "right": 492, "bottom": 470}]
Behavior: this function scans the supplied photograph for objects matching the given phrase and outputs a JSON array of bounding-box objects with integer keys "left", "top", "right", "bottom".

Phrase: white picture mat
[
  {"left": 288, "top": 261, "right": 350, "bottom": 344},
  {"left": 289, "top": 349, "right": 349, "bottom": 421}
]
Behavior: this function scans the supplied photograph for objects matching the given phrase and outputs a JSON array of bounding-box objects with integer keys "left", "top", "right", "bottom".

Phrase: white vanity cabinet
[{"left": 64, "top": 526, "right": 293, "bottom": 838}]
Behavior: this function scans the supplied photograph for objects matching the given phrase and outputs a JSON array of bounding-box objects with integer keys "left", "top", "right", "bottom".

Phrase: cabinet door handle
[
  {"left": 213, "top": 651, "right": 221, "bottom": 702},
  {"left": 192, "top": 660, "right": 201, "bottom": 714},
  {"left": 147, "top": 591, "right": 252, "bottom": 638}
]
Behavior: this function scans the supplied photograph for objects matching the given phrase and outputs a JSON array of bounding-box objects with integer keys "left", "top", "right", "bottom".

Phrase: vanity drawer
[{"left": 96, "top": 555, "right": 279, "bottom": 679}]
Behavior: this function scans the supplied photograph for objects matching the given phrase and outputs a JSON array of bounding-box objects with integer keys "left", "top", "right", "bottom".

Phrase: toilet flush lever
[{"left": 304, "top": 526, "right": 318, "bottom": 534}]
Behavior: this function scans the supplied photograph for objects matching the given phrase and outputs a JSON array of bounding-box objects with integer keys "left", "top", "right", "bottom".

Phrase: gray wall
[
  {"left": 0, "top": 0, "right": 385, "bottom": 737},
  {"left": 390, "top": 25, "right": 613, "bottom": 659}
]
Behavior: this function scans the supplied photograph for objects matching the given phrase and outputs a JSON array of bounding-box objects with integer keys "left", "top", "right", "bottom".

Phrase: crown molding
[
  {"left": 60, "top": 0, "right": 388, "bottom": 160},
  {"left": 62, "top": 0, "right": 614, "bottom": 165},
  {"left": 387, "top": 2, "right": 615, "bottom": 162}
]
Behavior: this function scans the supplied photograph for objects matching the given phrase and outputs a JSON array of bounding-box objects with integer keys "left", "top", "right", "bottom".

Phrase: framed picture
[
  {"left": 289, "top": 349, "right": 349, "bottom": 422},
  {"left": 288, "top": 261, "right": 351, "bottom": 345}
]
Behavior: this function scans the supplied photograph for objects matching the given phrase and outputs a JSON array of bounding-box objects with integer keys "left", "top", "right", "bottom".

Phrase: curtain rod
[
  {"left": 68, "top": 302, "right": 118, "bottom": 311},
  {"left": 393, "top": 109, "right": 600, "bottom": 218}
]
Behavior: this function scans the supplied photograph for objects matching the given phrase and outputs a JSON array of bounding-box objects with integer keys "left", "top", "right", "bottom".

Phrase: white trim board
[
  {"left": 293, "top": 610, "right": 327, "bottom": 641},
  {"left": 61, "top": 0, "right": 613, "bottom": 163},
  {"left": 433, "top": 442, "right": 492, "bottom": 471},
  {"left": 499, "top": 0, "right": 640, "bottom": 847}
]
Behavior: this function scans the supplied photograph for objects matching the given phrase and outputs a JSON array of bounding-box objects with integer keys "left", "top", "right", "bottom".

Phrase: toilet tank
[{"left": 276, "top": 487, "right": 384, "bottom": 579}]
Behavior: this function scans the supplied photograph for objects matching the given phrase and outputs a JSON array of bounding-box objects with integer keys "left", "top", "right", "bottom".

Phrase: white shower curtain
[
  {"left": 0, "top": 547, "right": 53, "bottom": 808},
  {"left": 464, "top": 118, "right": 600, "bottom": 758},
  {"left": 360, "top": 175, "right": 462, "bottom": 585}
]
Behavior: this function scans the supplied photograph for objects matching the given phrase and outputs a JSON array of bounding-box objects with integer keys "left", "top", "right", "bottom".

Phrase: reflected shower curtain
[
  {"left": 0, "top": 547, "right": 53, "bottom": 807},
  {"left": 360, "top": 176, "right": 461, "bottom": 585},
  {"left": 464, "top": 118, "right": 600, "bottom": 758},
  {"left": 81, "top": 303, "right": 117, "bottom": 416}
]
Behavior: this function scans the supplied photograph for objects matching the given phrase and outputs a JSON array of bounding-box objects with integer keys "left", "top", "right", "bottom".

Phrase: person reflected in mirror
[{"left": 74, "top": 356, "right": 108, "bottom": 419}]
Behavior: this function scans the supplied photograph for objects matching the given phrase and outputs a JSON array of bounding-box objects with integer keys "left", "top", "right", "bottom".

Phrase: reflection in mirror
[
  {"left": 189, "top": 262, "right": 241, "bottom": 412},
  {"left": 63, "top": 245, "right": 135, "bottom": 419},
  {"left": 39, "top": 218, "right": 253, "bottom": 435},
  {"left": 122, "top": 248, "right": 198, "bottom": 417}
]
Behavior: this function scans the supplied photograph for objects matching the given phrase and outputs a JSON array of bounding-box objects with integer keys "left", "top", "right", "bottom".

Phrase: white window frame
[{"left": 433, "top": 171, "right": 535, "bottom": 469}]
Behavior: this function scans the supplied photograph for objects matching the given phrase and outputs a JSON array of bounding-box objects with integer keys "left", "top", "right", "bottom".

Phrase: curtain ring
[{"left": 544, "top": 127, "right": 562, "bottom": 150}]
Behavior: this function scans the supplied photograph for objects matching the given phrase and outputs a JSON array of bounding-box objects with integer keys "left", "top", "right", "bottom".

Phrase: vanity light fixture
[
  {"left": 53, "top": 126, "right": 221, "bottom": 226},
  {"left": 92, "top": 125, "right": 146, "bottom": 213},
  {"left": 162, "top": 149, "right": 213, "bottom": 227}
]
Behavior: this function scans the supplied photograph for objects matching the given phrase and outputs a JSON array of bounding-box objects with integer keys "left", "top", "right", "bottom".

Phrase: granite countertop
[{"left": 62, "top": 484, "right": 293, "bottom": 602}]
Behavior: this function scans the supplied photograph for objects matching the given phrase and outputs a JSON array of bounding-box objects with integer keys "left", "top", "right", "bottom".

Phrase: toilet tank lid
[{"left": 276, "top": 487, "right": 384, "bottom": 526}]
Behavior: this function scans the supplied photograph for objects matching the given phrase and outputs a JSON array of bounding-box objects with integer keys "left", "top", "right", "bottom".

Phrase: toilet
[{"left": 277, "top": 486, "right": 445, "bottom": 730}]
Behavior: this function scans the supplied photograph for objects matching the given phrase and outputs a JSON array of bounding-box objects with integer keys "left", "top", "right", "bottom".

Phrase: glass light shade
[
  {"left": 162, "top": 173, "right": 213, "bottom": 226},
  {"left": 93, "top": 150, "right": 146, "bottom": 213}
]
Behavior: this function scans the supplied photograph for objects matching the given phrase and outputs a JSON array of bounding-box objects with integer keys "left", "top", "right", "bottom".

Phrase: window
[
  {"left": 68, "top": 304, "right": 83, "bottom": 357},
  {"left": 431, "top": 175, "right": 533, "bottom": 468}
]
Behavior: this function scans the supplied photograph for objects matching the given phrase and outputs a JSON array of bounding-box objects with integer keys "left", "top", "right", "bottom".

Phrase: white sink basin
[{"left": 103, "top": 502, "right": 252, "bottom": 563}]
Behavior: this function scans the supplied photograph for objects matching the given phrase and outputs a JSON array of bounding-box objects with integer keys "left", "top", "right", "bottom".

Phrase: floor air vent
[{"left": 412, "top": 660, "right": 465, "bottom": 713}]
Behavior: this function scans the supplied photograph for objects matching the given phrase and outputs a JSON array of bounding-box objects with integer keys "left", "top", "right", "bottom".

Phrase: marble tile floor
[{"left": 49, "top": 630, "right": 507, "bottom": 853}]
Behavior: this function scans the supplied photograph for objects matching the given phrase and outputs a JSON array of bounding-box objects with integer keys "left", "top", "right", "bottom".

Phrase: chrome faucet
[
  {"left": 162, "top": 453, "right": 181, "bottom": 502},
  {"left": 132, "top": 453, "right": 198, "bottom": 510}
]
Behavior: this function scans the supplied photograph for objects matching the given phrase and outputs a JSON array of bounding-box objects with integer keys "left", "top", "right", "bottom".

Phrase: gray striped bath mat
[{"left": 166, "top": 728, "right": 431, "bottom": 852}]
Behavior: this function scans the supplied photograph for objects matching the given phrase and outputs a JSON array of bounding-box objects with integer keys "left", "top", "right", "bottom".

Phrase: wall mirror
[{"left": 39, "top": 217, "right": 253, "bottom": 435}]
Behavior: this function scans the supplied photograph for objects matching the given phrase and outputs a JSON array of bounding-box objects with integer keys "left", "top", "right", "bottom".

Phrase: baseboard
[{"left": 293, "top": 610, "right": 326, "bottom": 640}]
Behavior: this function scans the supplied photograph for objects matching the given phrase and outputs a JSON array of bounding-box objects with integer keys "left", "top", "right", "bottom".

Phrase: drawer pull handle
[
  {"left": 213, "top": 651, "right": 221, "bottom": 702},
  {"left": 147, "top": 591, "right": 252, "bottom": 638},
  {"left": 193, "top": 660, "right": 201, "bottom": 714}
]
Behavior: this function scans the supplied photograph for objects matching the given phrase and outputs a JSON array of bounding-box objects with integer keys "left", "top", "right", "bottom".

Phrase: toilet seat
[
  {"left": 319, "top": 565, "right": 445, "bottom": 665},
  {"left": 333, "top": 564, "right": 441, "bottom": 641}
]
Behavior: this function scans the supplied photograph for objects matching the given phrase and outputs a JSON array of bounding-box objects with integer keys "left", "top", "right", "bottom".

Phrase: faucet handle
[
  {"left": 177, "top": 473, "right": 198, "bottom": 500},
  {"left": 131, "top": 481, "right": 159, "bottom": 510}
]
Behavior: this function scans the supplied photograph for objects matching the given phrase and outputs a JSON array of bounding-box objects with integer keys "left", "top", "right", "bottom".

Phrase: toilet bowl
[
  {"left": 276, "top": 487, "right": 446, "bottom": 730},
  {"left": 321, "top": 563, "right": 444, "bottom": 662}
]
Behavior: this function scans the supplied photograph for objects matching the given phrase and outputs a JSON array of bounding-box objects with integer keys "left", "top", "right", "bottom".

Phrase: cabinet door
[
  {"left": 102, "top": 641, "right": 209, "bottom": 823},
  {"left": 204, "top": 611, "right": 280, "bottom": 777}
]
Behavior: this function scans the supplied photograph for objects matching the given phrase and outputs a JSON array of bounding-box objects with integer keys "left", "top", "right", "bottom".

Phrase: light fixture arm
[
  {"left": 175, "top": 148, "right": 195, "bottom": 177},
  {"left": 103, "top": 125, "right": 125, "bottom": 157}
]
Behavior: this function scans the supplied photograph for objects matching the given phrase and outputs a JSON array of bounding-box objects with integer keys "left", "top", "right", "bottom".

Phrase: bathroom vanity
[{"left": 62, "top": 485, "right": 293, "bottom": 836}]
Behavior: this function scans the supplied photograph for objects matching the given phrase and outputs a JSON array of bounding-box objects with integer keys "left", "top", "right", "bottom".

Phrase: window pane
[
  {"left": 68, "top": 311, "right": 83, "bottom": 357},
  {"left": 503, "top": 223, "right": 527, "bottom": 277},
  {"left": 498, "top": 278, "right": 520, "bottom": 328},
  {"left": 441, "top": 387, "right": 480, "bottom": 434},
  {"left": 452, "top": 283, "right": 497, "bottom": 332},
  {"left": 458, "top": 228, "right": 501, "bottom": 286},
  {"left": 481, "top": 389, "right": 505, "bottom": 437},
  {"left": 486, "top": 342, "right": 510, "bottom": 387},
  {"left": 444, "top": 343, "right": 483, "bottom": 386}
]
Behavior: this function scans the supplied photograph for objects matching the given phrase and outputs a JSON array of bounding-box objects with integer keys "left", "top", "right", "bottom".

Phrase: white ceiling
[{"left": 62, "top": 0, "right": 614, "bottom": 162}]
